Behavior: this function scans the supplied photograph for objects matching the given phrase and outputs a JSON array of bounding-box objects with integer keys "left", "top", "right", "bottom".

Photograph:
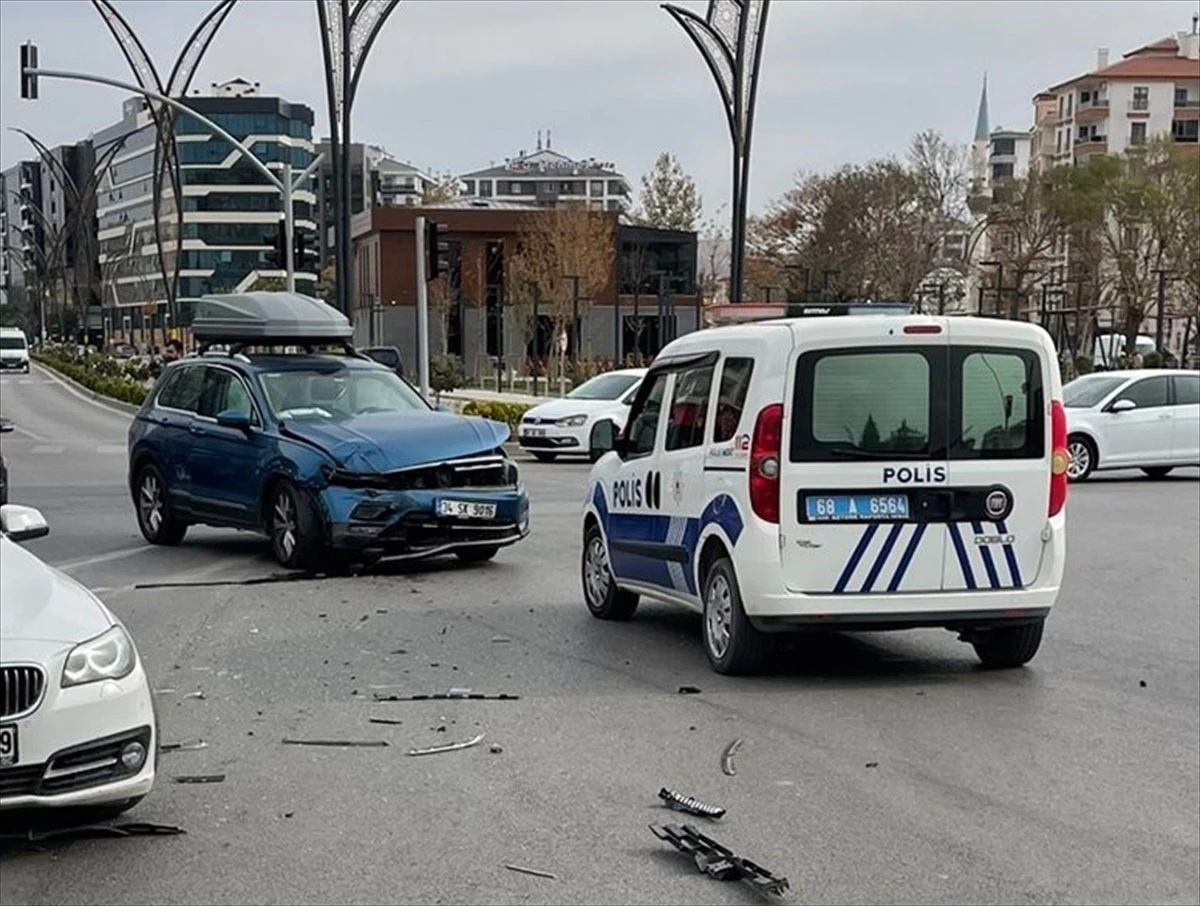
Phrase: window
[
  {"left": 1172, "top": 119, "right": 1199, "bottom": 142},
  {"left": 157, "top": 365, "right": 205, "bottom": 412},
  {"left": 590, "top": 180, "right": 604, "bottom": 197},
  {"left": 665, "top": 365, "right": 714, "bottom": 451},
  {"left": 1132, "top": 86, "right": 1149, "bottom": 110},
  {"left": 991, "top": 137, "right": 1016, "bottom": 156},
  {"left": 1130, "top": 122, "right": 1147, "bottom": 145},
  {"left": 479, "top": 180, "right": 492, "bottom": 197},
  {"left": 991, "top": 162, "right": 1015, "bottom": 181},
  {"left": 1119, "top": 376, "right": 1168, "bottom": 408},
  {"left": 1174, "top": 374, "right": 1200, "bottom": 406},
  {"left": 258, "top": 367, "right": 429, "bottom": 419},
  {"left": 1064, "top": 374, "right": 1128, "bottom": 408},
  {"left": 1175, "top": 87, "right": 1189, "bottom": 106},
  {"left": 800, "top": 351, "right": 931, "bottom": 458},
  {"left": 713, "top": 357, "right": 754, "bottom": 442},
  {"left": 197, "top": 367, "right": 258, "bottom": 423},
  {"left": 958, "top": 351, "right": 1035, "bottom": 457},
  {"left": 567, "top": 372, "right": 642, "bottom": 401},
  {"left": 624, "top": 371, "right": 669, "bottom": 457}
]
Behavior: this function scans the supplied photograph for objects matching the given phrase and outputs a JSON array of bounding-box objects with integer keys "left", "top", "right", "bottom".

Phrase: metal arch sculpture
[
  {"left": 316, "top": 0, "right": 404, "bottom": 315},
  {"left": 662, "top": 0, "right": 770, "bottom": 305},
  {"left": 89, "top": 0, "right": 240, "bottom": 319}
]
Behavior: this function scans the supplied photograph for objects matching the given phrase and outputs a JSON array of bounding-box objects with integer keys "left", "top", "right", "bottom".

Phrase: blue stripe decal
[
  {"left": 833, "top": 524, "right": 879, "bottom": 594},
  {"left": 948, "top": 523, "right": 976, "bottom": 589},
  {"left": 887, "top": 522, "right": 928, "bottom": 592},
  {"left": 860, "top": 523, "right": 905, "bottom": 593},
  {"left": 997, "top": 520, "right": 1023, "bottom": 587},
  {"left": 971, "top": 521, "right": 1001, "bottom": 589}
]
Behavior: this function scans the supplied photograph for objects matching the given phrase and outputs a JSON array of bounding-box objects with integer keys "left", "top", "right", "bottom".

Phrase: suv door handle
[{"left": 189, "top": 425, "right": 207, "bottom": 436}]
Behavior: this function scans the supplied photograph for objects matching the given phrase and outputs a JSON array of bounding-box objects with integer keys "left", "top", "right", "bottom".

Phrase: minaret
[
  {"left": 969, "top": 73, "right": 991, "bottom": 202},
  {"left": 966, "top": 73, "right": 993, "bottom": 314}
]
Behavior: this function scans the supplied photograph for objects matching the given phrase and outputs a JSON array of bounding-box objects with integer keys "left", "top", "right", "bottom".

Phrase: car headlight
[
  {"left": 556, "top": 414, "right": 588, "bottom": 428},
  {"left": 62, "top": 625, "right": 136, "bottom": 688}
]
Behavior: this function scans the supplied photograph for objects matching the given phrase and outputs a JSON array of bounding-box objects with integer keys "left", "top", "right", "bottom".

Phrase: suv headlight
[
  {"left": 62, "top": 625, "right": 136, "bottom": 688},
  {"left": 556, "top": 414, "right": 588, "bottom": 428}
]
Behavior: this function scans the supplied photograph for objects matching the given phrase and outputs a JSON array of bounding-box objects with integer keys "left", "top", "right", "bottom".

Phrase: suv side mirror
[
  {"left": 0, "top": 504, "right": 50, "bottom": 542},
  {"left": 216, "top": 409, "right": 252, "bottom": 431},
  {"left": 1109, "top": 398, "right": 1137, "bottom": 413}
]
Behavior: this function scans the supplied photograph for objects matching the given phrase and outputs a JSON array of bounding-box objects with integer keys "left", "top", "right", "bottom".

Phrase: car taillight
[
  {"left": 1049, "top": 399, "right": 1068, "bottom": 516},
  {"left": 749, "top": 403, "right": 783, "bottom": 524}
]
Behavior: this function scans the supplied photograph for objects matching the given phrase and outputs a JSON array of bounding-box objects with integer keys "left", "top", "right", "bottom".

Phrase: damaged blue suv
[{"left": 126, "top": 292, "right": 529, "bottom": 571}]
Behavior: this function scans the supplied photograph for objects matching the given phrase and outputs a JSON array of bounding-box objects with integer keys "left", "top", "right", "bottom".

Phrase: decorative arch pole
[
  {"left": 88, "top": 0, "right": 239, "bottom": 324},
  {"left": 662, "top": 0, "right": 770, "bottom": 305},
  {"left": 316, "top": 0, "right": 404, "bottom": 317}
]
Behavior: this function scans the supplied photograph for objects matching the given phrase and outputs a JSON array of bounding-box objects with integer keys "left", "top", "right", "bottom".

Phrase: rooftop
[
  {"left": 462, "top": 133, "right": 627, "bottom": 182},
  {"left": 1043, "top": 31, "right": 1200, "bottom": 94}
]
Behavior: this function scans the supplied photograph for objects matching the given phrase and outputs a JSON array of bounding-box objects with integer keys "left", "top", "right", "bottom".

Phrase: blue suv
[{"left": 126, "top": 352, "right": 529, "bottom": 571}]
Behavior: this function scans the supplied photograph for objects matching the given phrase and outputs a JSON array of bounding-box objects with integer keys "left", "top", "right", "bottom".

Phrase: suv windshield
[
  {"left": 259, "top": 367, "right": 430, "bottom": 420},
  {"left": 1064, "top": 374, "right": 1127, "bottom": 408},
  {"left": 568, "top": 372, "right": 640, "bottom": 401}
]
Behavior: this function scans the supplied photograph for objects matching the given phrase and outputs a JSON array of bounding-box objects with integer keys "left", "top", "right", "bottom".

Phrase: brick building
[{"left": 350, "top": 199, "right": 698, "bottom": 376}]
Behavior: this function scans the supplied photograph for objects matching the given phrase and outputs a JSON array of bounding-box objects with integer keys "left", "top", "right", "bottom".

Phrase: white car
[
  {"left": 0, "top": 504, "right": 157, "bottom": 815},
  {"left": 0, "top": 326, "right": 30, "bottom": 373},
  {"left": 1064, "top": 369, "right": 1200, "bottom": 480},
  {"left": 518, "top": 368, "right": 647, "bottom": 462}
]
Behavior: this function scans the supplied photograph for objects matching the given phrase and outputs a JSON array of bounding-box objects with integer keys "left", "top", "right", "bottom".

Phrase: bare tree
[{"left": 696, "top": 203, "right": 730, "bottom": 307}]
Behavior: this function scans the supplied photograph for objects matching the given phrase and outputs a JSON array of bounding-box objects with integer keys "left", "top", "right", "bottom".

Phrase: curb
[{"left": 32, "top": 359, "right": 142, "bottom": 416}]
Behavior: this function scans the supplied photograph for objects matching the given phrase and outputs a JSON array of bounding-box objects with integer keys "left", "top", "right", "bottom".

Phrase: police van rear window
[{"left": 790, "top": 346, "right": 1044, "bottom": 462}]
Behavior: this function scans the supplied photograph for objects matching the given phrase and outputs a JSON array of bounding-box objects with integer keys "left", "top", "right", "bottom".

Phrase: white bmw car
[
  {"left": 0, "top": 503, "right": 157, "bottom": 815},
  {"left": 517, "top": 368, "right": 647, "bottom": 462}
]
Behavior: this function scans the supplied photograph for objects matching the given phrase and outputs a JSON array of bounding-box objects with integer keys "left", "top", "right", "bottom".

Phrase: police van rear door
[{"left": 779, "top": 317, "right": 950, "bottom": 595}]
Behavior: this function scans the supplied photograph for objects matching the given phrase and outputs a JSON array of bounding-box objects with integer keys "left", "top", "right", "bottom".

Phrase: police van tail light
[
  {"left": 1048, "top": 399, "right": 1068, "bottom": 517},
  {"left": 749, "top": 403, "right": 783, "bottom": 524}
]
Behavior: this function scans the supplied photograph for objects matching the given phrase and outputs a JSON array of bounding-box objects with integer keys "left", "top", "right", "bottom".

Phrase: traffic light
[
  {"left": 20, "top": 42, "right": 38, "bottom": 100},
  {"left": 426, "top": 220, "right": 450, "bottom": 281},
  {"left": 293, "top": 228, "right": 319, "bottom": 271},
  {"left": 264, "top": 219, "right": 287, "bottom": 269}
]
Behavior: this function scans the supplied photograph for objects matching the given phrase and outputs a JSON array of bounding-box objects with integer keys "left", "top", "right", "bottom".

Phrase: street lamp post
[
  {"left": 663, "top": 0, "right": 770, "bottom": 306},
  {"left": 18, "top": 50, "right": 324, "bottom": 294}
]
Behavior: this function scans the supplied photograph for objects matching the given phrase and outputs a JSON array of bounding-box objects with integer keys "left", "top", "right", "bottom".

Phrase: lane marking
[
  {"left": 30, "top": 444, "right": 65, "bottom": 454},
  {"left": 55, "top": 545, "right": 150, "bottom": 572}
]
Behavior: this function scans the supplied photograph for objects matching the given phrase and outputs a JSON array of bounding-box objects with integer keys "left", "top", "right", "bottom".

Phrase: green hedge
[
  {"left": 461, "top": 400, "right": 530, "bottom": 431},
  {"left": 33, "top": 352, "right": 150, "bottom": 407}
]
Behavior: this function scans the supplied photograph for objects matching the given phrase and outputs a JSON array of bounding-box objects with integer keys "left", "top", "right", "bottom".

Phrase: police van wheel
[
  {"left": 582, "top": 522, "right": 638, "bottom": 620},
  {"left": 970, "top": 619, "right": 1044, "bottom": 669},
  {"left": 702, "top": 556, "right": 766, "bottom": 675}
]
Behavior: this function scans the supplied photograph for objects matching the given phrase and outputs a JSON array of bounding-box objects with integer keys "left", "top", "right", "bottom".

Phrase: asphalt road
[{"left": 1, "top": 365, "right": 1197, "bottom": 906}]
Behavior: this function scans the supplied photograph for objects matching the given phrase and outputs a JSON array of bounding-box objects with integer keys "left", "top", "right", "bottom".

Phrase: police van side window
[
  {"left": 713, "top": 357, "right": 754, "bottom": 442},
  {"left": 625, "top": 371, "right": 669, "bottom": 457},
  {"left": 665, "top": 364, "right": 714, "bottom": 451}
]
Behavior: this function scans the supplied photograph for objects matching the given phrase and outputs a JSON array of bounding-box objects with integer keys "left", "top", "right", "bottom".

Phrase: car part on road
[
  {"left": 134, "top": 572, "right": 318, "bottom": 590},
  {"left": 160, "top": 740, "right": 207, "bottom": 752},
  {"left": 678, "top": 685, "right": 702, "bottom": 694},
  {"left": 372, "top": 692, "right": 520, "bottom": 701},
  {"left": 503, "top": 863, "right": 556, "bottom": 880},
  {"left": 658, "top": 787, "right": 727, "bottom": 819},
  {"left": 0, "top": 822, "right": 185, "bottom": 848},
  {"left": 721, "top": 738, "right": 744, "bottom": 777},
  {"left": 368, "top": 717, "right": 405, "bottom": 726},
  {"left": 172, "top": 774, "right": 225, "bottom": 784},
  {"left": 649, "top": 824, "right": 789, "bottom": 897},
  {"left": 282, "top": 738, "right": 389, "bottom": 747},
  {"left": 183, "top": 690, "right": 206, "bottom": 700},
  {"left": 407, "top": 732, "right": 486, "bottom": 757}
]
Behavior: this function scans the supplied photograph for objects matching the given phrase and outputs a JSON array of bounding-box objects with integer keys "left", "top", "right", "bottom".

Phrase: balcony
[{"left": 1175, "top": 97, "right": 1200, "bottom": 108}]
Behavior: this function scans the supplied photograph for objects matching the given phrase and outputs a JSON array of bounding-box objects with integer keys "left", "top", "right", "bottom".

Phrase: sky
[{"left": 0, "top": 0, "right": 1196, "bottom": 221}]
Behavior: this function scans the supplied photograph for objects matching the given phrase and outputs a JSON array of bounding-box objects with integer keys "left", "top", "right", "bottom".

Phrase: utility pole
[{"left": 414, "top": 215, "right": 430, "bottom": 398}]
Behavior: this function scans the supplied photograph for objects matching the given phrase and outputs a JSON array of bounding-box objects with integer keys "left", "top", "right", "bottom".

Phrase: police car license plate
[
  {"left": 805, "top": 493, "right": 909, "bottom": 522},
  {"left": 0, "top": 724, "right": 18, "bottom": 767},
  {"left": 437, "top": 499, "right": 496, "bottom": 520}
]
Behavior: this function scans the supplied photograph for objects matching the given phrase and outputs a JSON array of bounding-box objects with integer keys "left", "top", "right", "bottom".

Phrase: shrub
[
  {"left": 33, "top": 351, "right": 150, "bottom": 407},
  {"left": 1142, "top": 351, "right": 1163, "bottom": 368},
  {"left": 1073, "top": 354, "right": 1094, "bottom": 376},
  {"left": 461, "top": 400, "right": 530, "bottom": 431},
  {"left": 429, "top": 354, "right": 467, "bottom": 398}
]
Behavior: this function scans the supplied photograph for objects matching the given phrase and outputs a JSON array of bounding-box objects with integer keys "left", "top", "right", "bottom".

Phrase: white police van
[{"left": 581, "top": 311, "right": 1068, "bottom": 675}]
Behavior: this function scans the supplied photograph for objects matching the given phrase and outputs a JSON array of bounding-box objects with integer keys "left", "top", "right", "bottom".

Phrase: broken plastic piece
[
  {"left": 491, "top": 635, "right": 512, "bottom": 643},
  {"left": 368, "top": 717, "right": 404, "bottom": 726},
  {"left": 183, "top": 690, "right": 206, "bottom": 700},
  {"left": 282, "top": 739, "right": 389, "bottom": 747},
  {"left": 658, "top": 787, "right": 726, "bottom": 819},
  {"left": 172, "top": 774, "right": 225, "bottom": 784},
  {"left": 160, "top": 740, "right": 207, "bottom": 752},
  {"left": 0, "top": 822, "right": 185, "bottom": 845},
  {"left": 721, "top": 738, "right": 744, "bottom": 777},
  {"left": 503, "top": 863, "right": 555, "bottom": 880},
  {"left": 373, "top": 692, "right": 519, "bottom": 702},
  {"left": 649, "top": 824, "right": 789, "bottom": 897},
  {"left": 407, "top": 732, "right": 485, "bottom": 757},
  {"left": 678, "top": 685, "right": 702, "bottom": 694}
]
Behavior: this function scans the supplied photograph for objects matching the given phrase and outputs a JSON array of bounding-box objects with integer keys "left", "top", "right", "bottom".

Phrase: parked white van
[
  {"left": 581, "top": 312, "right": 1068, "bottom": 675},
  {"left": 0, "top": 327, "right": 30, "bottom": 373}
]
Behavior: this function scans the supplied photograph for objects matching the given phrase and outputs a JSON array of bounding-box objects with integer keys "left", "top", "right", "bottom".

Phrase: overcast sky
[{"left": 0, "top": 0, "right": 1195, "bottom": 219}]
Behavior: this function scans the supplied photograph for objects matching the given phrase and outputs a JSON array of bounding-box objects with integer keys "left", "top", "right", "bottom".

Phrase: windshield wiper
[{"left": 825, "top": 445, "right": 929, "bottom": 461}]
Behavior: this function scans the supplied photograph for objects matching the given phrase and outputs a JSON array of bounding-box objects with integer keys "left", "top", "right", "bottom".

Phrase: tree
[
  {"left": 696, "top": 204, "right": 730, "bottom": 306},
  {"left": 421, "top": 171, "right": 461, "bottom": 205},
  {"left": 508, "top": 208, "right": 615, "bottom": 376},
  {"left": 249, "top": 276, "right": 288, "bottom": 292},
  {"left": 635, "top": 152, "right": 702, "bottom": 232}
]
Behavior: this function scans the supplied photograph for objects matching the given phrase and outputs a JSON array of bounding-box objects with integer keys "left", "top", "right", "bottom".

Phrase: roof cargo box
[{"left": 191, "top": 292, "right": 353, "bottom": 344}]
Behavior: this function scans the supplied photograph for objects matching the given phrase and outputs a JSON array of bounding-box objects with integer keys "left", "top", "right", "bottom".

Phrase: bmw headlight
[
  {"left": 62, "top": 625, "right": 136, "bottom": 688},
  {"left": 556, "top": 414, "right": 588, "bottom": 428}
]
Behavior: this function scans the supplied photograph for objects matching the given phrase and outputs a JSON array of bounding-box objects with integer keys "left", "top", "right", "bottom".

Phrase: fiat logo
[{"left": 985, "top": 489, "right": 1010, "bottom": 519}]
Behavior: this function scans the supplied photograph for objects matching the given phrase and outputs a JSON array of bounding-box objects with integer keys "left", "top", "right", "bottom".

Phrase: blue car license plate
[{"left": 805, "top": 493, "right": 909, "bottom": 522}]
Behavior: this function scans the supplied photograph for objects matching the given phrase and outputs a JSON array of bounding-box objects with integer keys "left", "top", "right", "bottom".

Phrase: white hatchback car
[
  {"left": 518, "top": 368, "right": 647, "bottom": 462},
  {"left": 1064, "top": 369, "right": 1200, "bottom": 480},
  {"left": 0, "top": 504, "right": 157, "bottom": 815}
]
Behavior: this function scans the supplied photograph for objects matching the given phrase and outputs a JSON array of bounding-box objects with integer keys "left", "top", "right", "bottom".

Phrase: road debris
[
  {"left": 678, "top": 685, "right": 703, "bottom": 694},
  {"left": 408, "top": 732, "right": 486, "bottom": 757},
  {"left": 489, "top": 743, "right": 504, "bottom": 754},
  {"left": 0, "top": 822, "right": 186, "bottom": 847},
  {"left": 282, "top": 738, "right": 389, "bottom": 748},
  {"left": 658, "top": 788, "right": 726, "bottom": 819},
  {"left": 503, "top": 863, "right": 556, "bottom": 880},
  {"left": 160, "top": 740, "right": 207, "bottom": 752},
  {"left": 721, "top": 738, "right": 744, "bottom": 776},
  {"left": 649, "top": 824, "right": 789, "bottom": 897},
  {"left": 491, "top": 635, "right": 512, "bottom": 643},
  {"left": 373, "top": 692, "right": 520, "bottom": 702},
  {"left": 153, "top": 688, "right": 177, "bottom": 696},
  {"left": 183, "top": 690, "right": 206, "bottom": 700},
  {"left": 172, "top": 774, "right": 225, "bottom": 784},
  {"left": 368, "top": 717, "right": 404, "bottom": 726},
  {"left": 134, "top": 573, "right": 315, "bottom": 590},
  {"left": 865, "top": 761, "right": 879, "bottom": 769}
]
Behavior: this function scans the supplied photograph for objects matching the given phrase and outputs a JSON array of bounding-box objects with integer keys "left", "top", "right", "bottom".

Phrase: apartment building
[
  {"left": 459, "top": 132, "right": 631, "bottom": 213},
  {"left": 0, "top": 161, "right": 43, "bottom": 321}
]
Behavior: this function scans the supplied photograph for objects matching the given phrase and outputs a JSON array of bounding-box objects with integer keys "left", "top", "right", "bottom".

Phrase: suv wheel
[
  {"left": 581, "top": 522, "right": 638, "bottom": 619},
  {"left": 134, "top": 464, "right": 187, "bottom": 545},
  {"left": 269, "top": 479, "right": 325, "bottom": 571},
  {"left": 702, "top": 556, "right": 767, "bottom": 675}
]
